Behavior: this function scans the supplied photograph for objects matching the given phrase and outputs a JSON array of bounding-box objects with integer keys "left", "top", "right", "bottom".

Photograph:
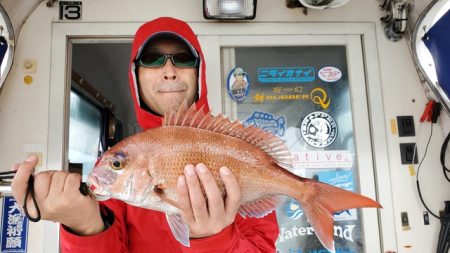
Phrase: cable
[
  {"left": 415, "top": 122, "right": 441, "bottom": 219},
  {"left": 437, "top": 131, "right": 450, "bottom": 253},
  {"left": 440, "top": 130, "right": 450, "bottom": 177},
  {"left": 437, "top": 201, "right": 450, "bottom": 253},
  {"left": 416, "top": 122, "right": 433, "bottom": 179}
]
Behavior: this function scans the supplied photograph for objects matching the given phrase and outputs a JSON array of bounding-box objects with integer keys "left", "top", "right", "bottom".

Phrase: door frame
[
  {"left": 218, "top": 34, "right": 379, "bottom": 252},
  {"left": 49, "top": 21, "right": 395, "bottom": 252}
]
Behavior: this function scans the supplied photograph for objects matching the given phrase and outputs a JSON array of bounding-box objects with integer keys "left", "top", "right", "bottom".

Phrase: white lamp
[{"left": 204, "top": 0, "right": 257, "bottom": 20}]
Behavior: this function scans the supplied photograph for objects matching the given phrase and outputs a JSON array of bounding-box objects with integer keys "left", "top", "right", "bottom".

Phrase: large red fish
[{"left": 87, "top": 103, "right": 381, "bottom": 252}]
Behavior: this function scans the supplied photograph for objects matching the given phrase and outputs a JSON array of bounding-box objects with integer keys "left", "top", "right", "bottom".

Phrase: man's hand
[
  {"left": 176, "top": 163, "right": 241, "bottom": 238},
  {"left": 11, "top": 155, "right": 104, "bottom": 236}
]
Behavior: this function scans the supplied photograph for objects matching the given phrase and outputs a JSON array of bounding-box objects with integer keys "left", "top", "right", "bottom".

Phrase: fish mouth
[{"left": 86, "top": 174, "right": 111, "bottom": 201}]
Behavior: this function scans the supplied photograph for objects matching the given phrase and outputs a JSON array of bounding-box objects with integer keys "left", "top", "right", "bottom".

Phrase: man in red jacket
[{"left": 11, "top": 17, "right": 279, "bottom": 252}]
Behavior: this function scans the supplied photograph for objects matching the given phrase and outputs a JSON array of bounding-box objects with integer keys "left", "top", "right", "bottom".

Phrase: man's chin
[{"left": 162, "top": 97, "right": 189, "bottom": 113}]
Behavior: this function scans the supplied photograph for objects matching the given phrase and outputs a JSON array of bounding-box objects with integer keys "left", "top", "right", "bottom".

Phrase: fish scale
[
  {"left": 153, "top": 126, "right": 280, "bottom": 196},
  {"left": 87, "top": 103, "right": 381, "bottom": 252}
]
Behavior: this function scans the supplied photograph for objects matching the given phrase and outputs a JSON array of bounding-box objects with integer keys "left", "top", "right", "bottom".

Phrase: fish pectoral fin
[
  {"left": 153, "top": 183, "right": 167, "bottom": 194},
  {"left": 153, "top": 186, "right": 183, "bottom": 211},
  {"left": 238, "top": 195, "right": 287, "bottom": 218},
  {"left": 166, "top": 213, "right": 190, "bottom": 247}
]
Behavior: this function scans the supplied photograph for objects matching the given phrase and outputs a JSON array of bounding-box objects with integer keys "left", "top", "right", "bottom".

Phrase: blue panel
[
  {"left": 423, "top": 9, "right": 450, "bottom": 97},
  {"left": 1, "top": 197, "right": 28, "bottom": 252},
  {"left": 0, "top": 37, "right": 7, "bottom": 66}
]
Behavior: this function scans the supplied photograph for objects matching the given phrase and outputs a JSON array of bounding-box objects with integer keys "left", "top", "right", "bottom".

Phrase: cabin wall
[
  {"left": 1, "top": 0, "right": 449, "bottom": 252},
  {"left": 408, "top": 0, "right": 434, "bottom": 32}
]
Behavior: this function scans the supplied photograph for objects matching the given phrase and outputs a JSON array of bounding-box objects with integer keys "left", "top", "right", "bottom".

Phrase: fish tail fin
[{"left": 295, "top": 179, "right": 382, "bottom": 252}]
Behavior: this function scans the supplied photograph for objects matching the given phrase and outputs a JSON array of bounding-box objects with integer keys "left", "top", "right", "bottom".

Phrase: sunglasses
[{"left": 137, "top": 52, "right": 199, "bottom": 68}]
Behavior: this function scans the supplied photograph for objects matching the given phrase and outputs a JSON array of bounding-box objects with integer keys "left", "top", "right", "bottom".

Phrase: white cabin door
[{"left": 209, "top": 34, "right": 381, "bottom": 253}]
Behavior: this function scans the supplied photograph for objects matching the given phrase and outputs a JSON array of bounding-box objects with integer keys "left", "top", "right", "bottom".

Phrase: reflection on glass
[{"left": 68, "top": 91, "right": 101, "bottom": 181}]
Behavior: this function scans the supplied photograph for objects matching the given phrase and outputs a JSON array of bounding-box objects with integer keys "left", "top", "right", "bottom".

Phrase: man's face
[{"left": 137, "top": 39, "right": 198, "bottom": 116}]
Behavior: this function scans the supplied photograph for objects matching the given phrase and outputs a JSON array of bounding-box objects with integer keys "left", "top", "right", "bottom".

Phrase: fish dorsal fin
[
  {"left": 163, "top": 102, "right": 292, "bottom": 168},
  {"left": 238, "top": 195, "right": 287, "bottom": 218}
]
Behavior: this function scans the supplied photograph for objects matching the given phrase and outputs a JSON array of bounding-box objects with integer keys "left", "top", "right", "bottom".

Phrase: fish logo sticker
[
  {"left": 300, "top": 112, "right": 337, "bottom": 148},
  {"left": 243, "top": 111, "right": 286, "bottom": 137},
  {"left": 318, "top": 66, "right": 342, "bottom": 82},
  {"left": 227, "top": 67, "right": 250, "bottom": 102},
  {"left": 285, "top": 199, "right": 304, "bottom": 220}
]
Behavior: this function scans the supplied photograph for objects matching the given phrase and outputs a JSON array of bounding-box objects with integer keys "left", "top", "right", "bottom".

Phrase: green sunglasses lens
[
  {"left": 172, "top": 53, "right": 198, "bottom": 67},
  {"left": 139, "top": 53, "right": 166, "bottom": 67},
  {"left": 139, "top": 53, "right": 198, "bottom": 68}
]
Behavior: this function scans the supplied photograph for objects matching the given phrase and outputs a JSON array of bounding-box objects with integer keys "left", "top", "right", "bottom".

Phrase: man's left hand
[{"left": 176, "top": 163, "right": 241, "bottom": 238}]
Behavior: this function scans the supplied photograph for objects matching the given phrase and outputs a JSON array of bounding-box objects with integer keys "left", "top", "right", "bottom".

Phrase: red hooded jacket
[{"left": 60, "top": 17, "right": 279, "bottom": 253}]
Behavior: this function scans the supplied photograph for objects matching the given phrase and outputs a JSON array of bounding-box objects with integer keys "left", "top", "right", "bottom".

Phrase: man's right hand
[{"left": 11, "top": 155, "right": 105, "bottom": 236}]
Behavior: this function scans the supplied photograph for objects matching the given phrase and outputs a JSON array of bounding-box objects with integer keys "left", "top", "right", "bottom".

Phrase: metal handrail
[{"left": 411, "top": 0, "right": 450, "bottom": 116}]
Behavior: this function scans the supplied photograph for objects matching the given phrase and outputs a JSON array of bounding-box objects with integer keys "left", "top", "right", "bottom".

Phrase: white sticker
[
  {"left": 300, "top": 111, "right": 338, "bottom": 148},
  {"left": 318, "top": 66, "right": 342, "bottom": 82}
]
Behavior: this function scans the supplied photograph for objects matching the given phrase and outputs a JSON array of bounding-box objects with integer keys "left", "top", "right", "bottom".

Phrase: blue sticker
[
  {"left": 317, "top": 170, "right": 357, "bottom": 221},
  {"left": 317, "top": 170, "right": 354, "bottom": 191},
  {"left": 257, "top": 67, "right": 315, "bottom": 83},
  {"left": 1, "top": 197, "right": 28, "bottom": 252},
  {"left": 227, "top": 67, "right": 250, "bottom": 102},
  {"left": 243, "top": 111, "right": 286, "bottom": 137},
  {"left": 284, "top": 199, "right": 304, "bottom": 220}
]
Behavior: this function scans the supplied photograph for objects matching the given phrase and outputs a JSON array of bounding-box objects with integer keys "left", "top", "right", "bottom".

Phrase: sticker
[
  {"left": 305, "top": 248, "right": 357, "bottom": 253},
  {"left": 300, "top": 112, "right": 338, "bottom": 148},
  {"left": 227, "top": 67, "right": 250, "bottom": 102},
  {"left": 317, "top": 170, "right": 357, "bottom": 221},
  {"left": 292, "top": 150, "right": 353, "bottom": 169},
  {"left": 257, "top": 67, "right": 315, "bottom": 83},
  {"left": 243, "top": 111, "right": 286, "bottom": 137},
  {"left": 284, "top": 199, "right": 304, "bottom": 220},
  {"left": 23, "top": 75, "right": 33, "bottom": 85},
  {"left": 277, "top": 224, "right": 356, "bottom": 243},
  {"left": 59, "top": 1, "right": 82, "bottom": 20},
  {"left": 408, "top": 165, "right": 416, "bottom": 176},
  {"left": 252, "top": 92, "right": 310, "bottom": 104},
  {"left": 318, "top": 66, "right": 342, "bottom": 82},
  {"left": 272, "top": 86, "right": 303, "bottom": 93},
  {"left": 310, "top": 87, "right": 330, "bottom": 109},
  {"left": 390, "top": 118, "right": 398, "bottom": 135},
  {"left": 1, "top": 197, "right": 28, "bottom": 252}
]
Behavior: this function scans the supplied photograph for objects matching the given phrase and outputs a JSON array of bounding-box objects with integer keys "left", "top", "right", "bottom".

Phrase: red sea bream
[{"left": 87, "top": 103, "right": 381, "bottom": 252}]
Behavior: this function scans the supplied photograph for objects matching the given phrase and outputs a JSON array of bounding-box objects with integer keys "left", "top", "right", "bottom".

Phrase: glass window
[
  {"left": 68, "top": 91, "right": 101, "bottom": 181},
  {"left": 223, "top": 45, "right": 365, "bottom": 252}
]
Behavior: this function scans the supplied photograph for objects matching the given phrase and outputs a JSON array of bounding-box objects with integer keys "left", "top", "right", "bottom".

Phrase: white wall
[{"left": 1, "top": 0, "right": 449, "bottom": 252}]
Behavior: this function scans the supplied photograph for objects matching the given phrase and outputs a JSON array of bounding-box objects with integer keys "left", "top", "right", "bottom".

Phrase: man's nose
[{"left": 162, "top": 59, "right": 177, "bottom": 81}]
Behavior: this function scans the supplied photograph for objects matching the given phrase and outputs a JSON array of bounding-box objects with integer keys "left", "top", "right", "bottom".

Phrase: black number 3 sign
[{"left": 59, "top": 1, "right": 82, "bottom": 20}]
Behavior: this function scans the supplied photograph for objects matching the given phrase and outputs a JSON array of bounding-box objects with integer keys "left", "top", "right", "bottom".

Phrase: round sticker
[
  {"left": 301, "top": 111, "right": 338, "bottom": 148},
  {"left": 318, "top": 66, "right": 342, "bottom": 82},
  {"left": 227, "top": 67, "right": 250, "bottom": 102}
]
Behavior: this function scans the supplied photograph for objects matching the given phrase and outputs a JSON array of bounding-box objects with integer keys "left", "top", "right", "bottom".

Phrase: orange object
[{"left": 88, "top": 103, "right": 382, "bottom": 251}]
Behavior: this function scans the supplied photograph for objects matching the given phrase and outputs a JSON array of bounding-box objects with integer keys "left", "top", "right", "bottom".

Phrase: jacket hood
[{"left": 129, "top": 17, "right": 209, "bottom": 129}]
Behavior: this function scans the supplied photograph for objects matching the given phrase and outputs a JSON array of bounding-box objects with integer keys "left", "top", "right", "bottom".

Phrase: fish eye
[{"left": 110, "top": 159, "right": 125, "bottom": 170}]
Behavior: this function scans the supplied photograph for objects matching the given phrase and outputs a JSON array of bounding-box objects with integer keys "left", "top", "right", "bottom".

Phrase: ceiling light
[{"left": 204, "top": 0, "right": 257, "bottom": 20}]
